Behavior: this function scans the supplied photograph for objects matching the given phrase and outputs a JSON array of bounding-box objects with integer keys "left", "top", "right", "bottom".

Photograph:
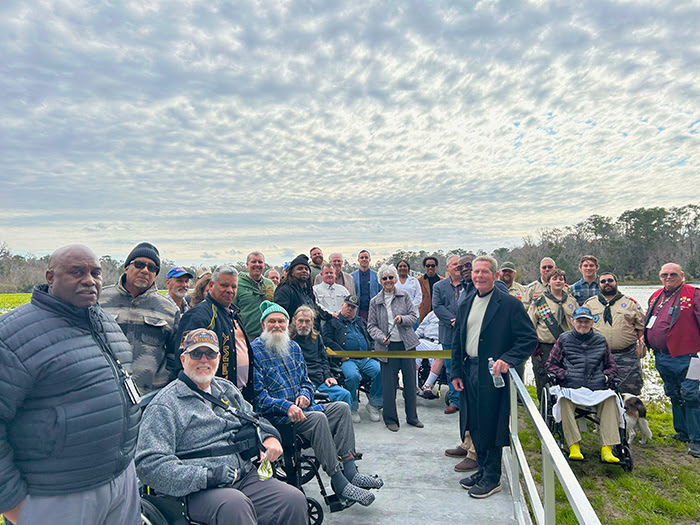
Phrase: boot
[
  {"left": 601, "top": 445, "right": 619, "bottom": 463},
  {"left": 568, "top": 443, "right": 584, "bottom": 461}
]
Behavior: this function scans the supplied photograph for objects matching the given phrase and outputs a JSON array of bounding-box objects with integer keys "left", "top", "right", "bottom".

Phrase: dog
[{"left": 622, "top": 394, "right": 652, "bottom": 444}]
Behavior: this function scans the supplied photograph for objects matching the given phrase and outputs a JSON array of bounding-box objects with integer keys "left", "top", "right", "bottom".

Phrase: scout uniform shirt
[{"left": 584, "top": 294, "right": 646, "bottom": 350}]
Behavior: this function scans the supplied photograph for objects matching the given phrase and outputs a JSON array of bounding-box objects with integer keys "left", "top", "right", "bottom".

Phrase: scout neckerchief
[
  {"left": 597, "top": 291, "right": 623, "bottom": 325},
  {"left": 544, "top": 289, "right": 569, "bottom": 327},
  {"left": 534, "top": 292, "right": 567, "bottom": 340}
]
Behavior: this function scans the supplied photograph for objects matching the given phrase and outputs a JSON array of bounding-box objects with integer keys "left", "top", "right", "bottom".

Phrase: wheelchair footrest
[{"left": 326, "top": 493, "right": 355, "bottom": 512}]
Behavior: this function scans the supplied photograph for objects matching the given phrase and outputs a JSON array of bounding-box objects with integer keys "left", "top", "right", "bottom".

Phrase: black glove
[{"left": 207, "top": 464, "right": 237, "bottom": 488}]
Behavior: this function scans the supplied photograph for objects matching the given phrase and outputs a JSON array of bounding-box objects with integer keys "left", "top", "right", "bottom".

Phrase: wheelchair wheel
[
  {"left": 141, "top": 499, "right": 169, "bottom": 525},
  {"left": 307, "top": 497, "right": 324, "bottom": 525},
  {"left": 539, "top": 388, "right": 554, "bottom": 431},
  {"left": 615, "top": 443, "right": 634, "bottom": 471},
  {"left": 299, "top": 456, "right": 320, "bottom": 485}
]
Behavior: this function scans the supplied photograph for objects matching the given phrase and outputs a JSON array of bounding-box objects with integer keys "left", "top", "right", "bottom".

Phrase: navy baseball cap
[
  {"left": 166, "top": 267, "right": 194, "bottom": 279},
  {"left": 572, "top": 306, "right": 595, "bottom": 320}
]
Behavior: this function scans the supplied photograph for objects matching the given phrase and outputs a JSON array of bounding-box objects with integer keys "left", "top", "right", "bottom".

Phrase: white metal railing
[{"left": 505, "top": 369, "right": 602, "bottom": 525}]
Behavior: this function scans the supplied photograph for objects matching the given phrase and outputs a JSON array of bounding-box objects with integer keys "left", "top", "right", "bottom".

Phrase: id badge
[
  {"left": 124, "top": 376, "right": 142, "bottom": 405},
  {"left": 646, "top": 315, "right": 657, "bottom": 329}
]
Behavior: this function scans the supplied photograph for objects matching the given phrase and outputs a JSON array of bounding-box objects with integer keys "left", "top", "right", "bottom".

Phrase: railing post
[{"left": 542, "top": 445, "right": 556, "bottom": 525}]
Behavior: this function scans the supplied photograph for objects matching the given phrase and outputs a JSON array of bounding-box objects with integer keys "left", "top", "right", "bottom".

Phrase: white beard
[
  {"left": 296, "top": 326, "right": 311, "bottom": 337},
  {"left": 261, "top": 329, "right": 291, "bottom": 357}
]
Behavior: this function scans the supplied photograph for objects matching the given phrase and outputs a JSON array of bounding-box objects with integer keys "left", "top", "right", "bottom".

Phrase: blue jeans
[
  {"left": 315, "top": 382, "right": 352, "bottom": 407},
  {"left": 340, "top": 358, "right": 383, "bottom": 410},
  {"left": 655, "top": 352, "right": 700, "bottom": 443},
  {"left": 443, "top": 346, "right": 460, "bottom": 407}
]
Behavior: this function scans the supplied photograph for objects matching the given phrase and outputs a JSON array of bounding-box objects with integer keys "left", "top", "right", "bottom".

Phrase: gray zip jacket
[
  {"left": 135, "top": 376, "right": 278, "bottom": 497},
  {"left": 367, "top": 287, "right": 420, "bottom": 351}
]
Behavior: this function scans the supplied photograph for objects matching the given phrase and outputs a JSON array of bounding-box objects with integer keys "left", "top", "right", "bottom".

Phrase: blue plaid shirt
[
  {"left": 251, "top": 336, "right": 323, "bottom": 424},
  {"left": 570, "top": 278, "right": 600, "bottom": 306}
]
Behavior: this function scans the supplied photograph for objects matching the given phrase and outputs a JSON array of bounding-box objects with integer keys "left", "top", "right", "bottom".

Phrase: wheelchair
[{"left": 539, "top": 376, "right": 633, "bottom": 471}]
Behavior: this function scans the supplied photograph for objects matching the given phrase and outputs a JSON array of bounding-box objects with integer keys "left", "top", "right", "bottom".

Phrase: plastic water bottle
[{"left": 488, "top": 357, "right": 505, "bottom": 388}]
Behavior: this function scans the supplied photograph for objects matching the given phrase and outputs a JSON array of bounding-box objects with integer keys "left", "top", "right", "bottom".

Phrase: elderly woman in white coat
[{"left": 368, "top": 264, "right": 423, "bottom": 432}]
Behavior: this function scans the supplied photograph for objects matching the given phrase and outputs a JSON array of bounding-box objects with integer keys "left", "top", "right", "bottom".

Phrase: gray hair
[
  {"left": 446, "top": 254, "right": 460, "bottom": 266},
  {"left": 246, "top": 251, "right": 265, "bottom": 263},
  {"left": 540, "top": 257, "right": 556, "bottom": 267},
  {"left": 329, "top": 252, "right": 343, "bottom": 261},
  {"left": 377, "top": 264, "right": 398, "bottom": 283},
  {"left": 473, "top": 256, "right": 498, "bottom": 274},
  {"left": 211, "top": 266, "right": 239, "bottom": 283}
]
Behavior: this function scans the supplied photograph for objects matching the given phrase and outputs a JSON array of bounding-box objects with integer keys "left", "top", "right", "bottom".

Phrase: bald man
[
  {"left": 0, "top": 245, "right": 141, "bottom": 524},
  {"left": 645, "top": 262, "right": 700, "bottom": 458}
]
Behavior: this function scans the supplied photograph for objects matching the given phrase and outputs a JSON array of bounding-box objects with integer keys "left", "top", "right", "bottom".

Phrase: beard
[
  {"left": 172, "top": 287, "right": 188, "bottom": 299},
  {"left": 184, "top": 362, "right": 216, "bottom": 386},
  {"left": 602, "top": 284, "right": 618, "bottom": 296},
  {"left": 261, "top": 329, "right": 292, "bottom": 357},
  {"left": 296, "top": 326, "right": 311, "bottom": 337}
]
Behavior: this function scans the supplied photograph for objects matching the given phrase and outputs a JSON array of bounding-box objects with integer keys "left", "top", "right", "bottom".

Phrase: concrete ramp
[{"left": 302, "top": 387, "right": 519, "bottom": 524}]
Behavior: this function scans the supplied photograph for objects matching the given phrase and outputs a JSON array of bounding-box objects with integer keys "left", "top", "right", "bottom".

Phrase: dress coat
[{"left": 451, "top": 285, "right": 537, "bottom": 447}]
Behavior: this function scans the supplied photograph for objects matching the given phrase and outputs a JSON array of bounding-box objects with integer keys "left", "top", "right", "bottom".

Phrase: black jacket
[
  {"left": 175, "top": 294, "right": 255, "bottom": 402},
  {"left": 0, "top": 285, "right": 141, "bottom": 508},
  {"left": 322, "top": 314, "right": 374, "bottom": 357},
  {"left": 293, "top": 333, "right": 332, "bottom": 386},
  {"left": 451, "top": 285, "right": 537, "bottom": 447},
  {"left": 274, "top": 279, "right": 329, "bottom": 327}
]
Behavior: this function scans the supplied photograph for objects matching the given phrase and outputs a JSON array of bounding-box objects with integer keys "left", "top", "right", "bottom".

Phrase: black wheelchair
[
  {"left": 417, "top": 357, "right": 449, "bottom": 403},
  {"left": 539, "top": 376, "right": 633, "bottom": 471}
]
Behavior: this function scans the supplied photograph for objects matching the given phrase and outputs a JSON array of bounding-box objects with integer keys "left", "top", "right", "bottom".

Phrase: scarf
[
  {"left": 597, "top": 291, "right": 623, "bottom": 325},
  {"left": 544, "top": 288, "right": 568, "bottom": 327}
]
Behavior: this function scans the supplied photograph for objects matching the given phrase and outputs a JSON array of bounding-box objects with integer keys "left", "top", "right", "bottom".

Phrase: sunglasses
[
  {"left": 660, "top": 272, "right": 679, "bottom": 279},
  {"left": 541, "top": 265, "right": 554, "bottom": 270},
  {"left": 184, "top": 348, "right": 219, "bottom": 360},
  {"left": 131, "top": 260, "right": 159, "bottom": 273},
  {"left": 424, "top": 264, "right": 436, "bottom": 268},
  {"left": 382, "top": 276, "right": 395, "bottom": 281},
  {"left": 599, "top": 278, "right": 616, "bottom": 284}
]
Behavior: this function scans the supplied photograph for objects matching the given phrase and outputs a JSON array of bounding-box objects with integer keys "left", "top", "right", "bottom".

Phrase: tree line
[{"left": 1, "top": 204, "right": 697, "bottom": 293}]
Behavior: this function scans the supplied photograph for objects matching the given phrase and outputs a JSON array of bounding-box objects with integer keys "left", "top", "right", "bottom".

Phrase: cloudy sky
[{"left": 1, "top": 0, "right": 698, "bottom": 267}]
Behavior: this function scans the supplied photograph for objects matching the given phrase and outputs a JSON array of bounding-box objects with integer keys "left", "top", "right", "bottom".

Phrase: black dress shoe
[
  {"left": 386, "top": 423, "right": 399, "bottom": 432},
  {"left": 407, "top": 419, "right": 424, "bottom": 428}
]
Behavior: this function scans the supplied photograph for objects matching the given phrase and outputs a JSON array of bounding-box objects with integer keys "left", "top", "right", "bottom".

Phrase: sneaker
[
  {"left": 351, "top": 473, "right": 384, "bottom": 489},
  {"left": 366, "top": 404, "right": 381, "bottom": 422},
  {"left": 419, "top": 387, "right": 438, "bottom": 400},
  {"left": 459, "top": 472, "right": 482, "bottom": 490},
  {"left": 468, "top": 480, "right": 502, "bottom": 499},
  {"left": 688, "top": 443, "right": 700, "bottom": 458},
  {"left": 445, "top": 447, "right": 468, "bottom": 458},
  {"left": 351, "top": 410, "right": 361, "bottom": 424},
  {"left": 673, "top": 432, "right": 690, "bottom": 443},
  {"left": 454, "top": 457, "right": 479, "bottom": 472},
  {"left": 338, "top": 482, "right": 375, "bottom": 507}
]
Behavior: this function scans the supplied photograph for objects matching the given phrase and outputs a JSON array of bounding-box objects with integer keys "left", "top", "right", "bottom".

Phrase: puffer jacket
[
  {"left": 545, "top": 329, "right": 617, "bottom": 390},
  {"left": 0, "top": 285, "right": 141, "bottom": 510},
  {"left": 100, "top": 275, "right": 180, "bottom": 393}
]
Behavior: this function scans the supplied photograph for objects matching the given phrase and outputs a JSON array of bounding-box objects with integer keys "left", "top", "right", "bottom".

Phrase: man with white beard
[
  {"left": 166, "top": 266, "right": 194, "bottom": 313},
  {"left": 251, "top": 301, "right": 383, "bottom": 507}
]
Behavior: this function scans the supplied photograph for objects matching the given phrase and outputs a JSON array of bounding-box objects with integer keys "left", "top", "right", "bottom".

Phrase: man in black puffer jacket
[
  {"left": 0, "top": 245, "right": 141, "bottom": 525},
  {"left": 545, "top": 306, "right": 621, "bottom": 464}
]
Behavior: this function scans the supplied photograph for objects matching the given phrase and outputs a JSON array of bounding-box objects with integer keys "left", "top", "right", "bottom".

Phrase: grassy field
[
  {"left": 518, "top": 387, "right": 700, "bottom": 525},
  {"left": 0, "top": 293, "right": 31, "bottom": 314}
]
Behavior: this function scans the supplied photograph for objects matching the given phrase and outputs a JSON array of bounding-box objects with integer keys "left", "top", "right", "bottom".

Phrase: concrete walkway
[{"left": 302, "top": 385, "right": 519, "bottom": 525}]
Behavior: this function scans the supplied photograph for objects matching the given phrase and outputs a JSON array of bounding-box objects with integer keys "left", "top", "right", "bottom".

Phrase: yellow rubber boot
[
  {"left": 601, "top": 446, "right": 619, "bottom": 463},
  {"left": 568, "top": 443, "right": 584, "bottom": 460}
]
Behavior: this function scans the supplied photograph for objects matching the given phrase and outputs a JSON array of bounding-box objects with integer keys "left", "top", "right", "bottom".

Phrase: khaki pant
[
  {"left": 459, "top": 431, "right": 478, "bottom": 460},
  {"left": 560, "top": 397, "right": 621, "bottom": 447}
]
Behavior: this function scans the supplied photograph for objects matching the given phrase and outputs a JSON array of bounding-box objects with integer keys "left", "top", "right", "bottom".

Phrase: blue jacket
[
  {"left": 432, "top": 278, "right": 464, "bottom": 346},
  {"left": 0, "top": 285, "right": 141, "bottom": 509},
  {"left": 351, "top": 269, "right": 381, "bottom": 306}
]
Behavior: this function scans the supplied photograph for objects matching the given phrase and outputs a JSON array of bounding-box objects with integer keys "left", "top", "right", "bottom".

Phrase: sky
[{"left": 1, "top": 0, "right": 699, "bottom": 267}]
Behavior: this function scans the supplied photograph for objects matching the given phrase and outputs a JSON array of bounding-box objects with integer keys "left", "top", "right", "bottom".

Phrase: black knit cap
[
  {"left": 288, "top": 254, "right": 310, "bottom": 273},
  {"left": 124, "top": 242, "right": 161, "bottom": 275}
]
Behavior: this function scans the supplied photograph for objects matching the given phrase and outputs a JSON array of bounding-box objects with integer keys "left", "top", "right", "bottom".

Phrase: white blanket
[{"left": 550, "top": 385, "right": 624, "bottom": 427}]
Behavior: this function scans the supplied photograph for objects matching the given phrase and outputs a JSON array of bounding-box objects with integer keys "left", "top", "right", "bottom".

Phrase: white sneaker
[
  {"left": 351, "top": 410, "right": 361, "bottom": 423},
  {"left": 366, "top": 404, "right": 381, "bottom": 422}
]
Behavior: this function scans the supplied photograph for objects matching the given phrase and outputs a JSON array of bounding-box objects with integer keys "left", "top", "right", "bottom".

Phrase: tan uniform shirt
[
  {"left": 527, "top": 294, "right": 578, "bottom": 343},
  {"left": 523, "top": 279, "right": 570, "bottom": 307},
  {"left": 507, "top": 281, "right": 526, "bottom": 305},
  {"left": 584, "top": 294, "right": 646, "bottom": 350}
]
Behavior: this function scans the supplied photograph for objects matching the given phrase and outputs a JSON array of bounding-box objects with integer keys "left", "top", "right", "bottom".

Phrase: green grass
[
  {"left": 517, "top": 389, "right": 700, "bottom": 524},
  {"left": 0, "top": 293, "right": 31, "bottom": 314}
]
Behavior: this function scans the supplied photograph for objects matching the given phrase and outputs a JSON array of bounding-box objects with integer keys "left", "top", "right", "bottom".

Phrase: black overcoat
[{"left": 451, "top": 285, "right": 537, "bottom": 447}]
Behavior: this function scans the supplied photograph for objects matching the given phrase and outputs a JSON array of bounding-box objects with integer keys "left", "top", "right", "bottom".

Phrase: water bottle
[{"left": 488, "top": 357, "right": 505, "bottom": 388}]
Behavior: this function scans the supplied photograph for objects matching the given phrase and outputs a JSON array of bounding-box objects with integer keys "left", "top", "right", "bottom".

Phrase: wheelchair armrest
[
  {"left": 545, "top": 373, "right": 560, "bottom": 387},
  {"left": 314, "top": 391, "right": 331, "bottom": 403},
  {"left": 605, "top": 375, "right": 621, "bottom": 391},
  {"left": 139, "top": 388, "right": 162, "bottom": 409}
]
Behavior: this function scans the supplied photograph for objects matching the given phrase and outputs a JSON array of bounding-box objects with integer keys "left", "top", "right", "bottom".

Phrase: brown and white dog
[{"left": 623, "top": 394, "right": 652, "bottom": 444}]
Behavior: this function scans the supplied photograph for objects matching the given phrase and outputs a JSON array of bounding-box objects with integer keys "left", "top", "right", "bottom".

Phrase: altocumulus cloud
[{"left": 1, "top": 0, "right": 698, "bottom": 265}]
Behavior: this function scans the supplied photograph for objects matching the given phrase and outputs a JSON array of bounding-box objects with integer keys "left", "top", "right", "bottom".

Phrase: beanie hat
[
  {"left": 259, "top": 300, "right": 289, "bottom": 321},
  {"left": 287, "top": 254, "right": 310, "bottom": 273},
  {"left": 125, "top": 242, "right": 161, "bottom": 274}
]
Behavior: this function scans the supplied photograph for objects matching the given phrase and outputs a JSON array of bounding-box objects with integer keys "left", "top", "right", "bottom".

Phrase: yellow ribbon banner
[{"left": 326, "top": 349, "right": 452, "bottom": 359}]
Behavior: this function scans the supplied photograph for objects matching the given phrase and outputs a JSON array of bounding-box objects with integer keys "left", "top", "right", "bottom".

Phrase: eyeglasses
[
  {"left": 424, "top": 264, "right": 436, "bottom": 268},
  {"left": 184, "top": 348, "right": 219, "bottom": 360},
  {"left": 660, "top": 272, "right": 679, "bottom": 279},
  {"left": 541, "top": 265, "right": 554, "bottom": 270},
  {"left": 599, "top": 278, "right": 616, "bottom": 284},
  {"left": 131, "top": 260, "right": 159, "bottom": 273},
  {"left": 382, "top": 276, "right": 395, "bottom": 281}
]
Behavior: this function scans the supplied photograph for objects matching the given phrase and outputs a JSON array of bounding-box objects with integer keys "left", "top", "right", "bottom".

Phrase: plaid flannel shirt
[
  {"left": 251, "top": 336, "right": 323, "bottom": 424},
  {"left": 570, "top": 278, "right": 600, "bottom": 306}
]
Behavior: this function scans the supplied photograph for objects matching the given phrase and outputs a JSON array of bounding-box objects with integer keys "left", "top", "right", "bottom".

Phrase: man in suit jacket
[{"left": 451, "top": 256, "right": 537, "bottom": 499}]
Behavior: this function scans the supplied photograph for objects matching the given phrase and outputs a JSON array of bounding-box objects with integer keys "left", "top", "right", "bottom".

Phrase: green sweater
[{"left": 233, "top": 273, "right": 275, "bottom": 338}]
